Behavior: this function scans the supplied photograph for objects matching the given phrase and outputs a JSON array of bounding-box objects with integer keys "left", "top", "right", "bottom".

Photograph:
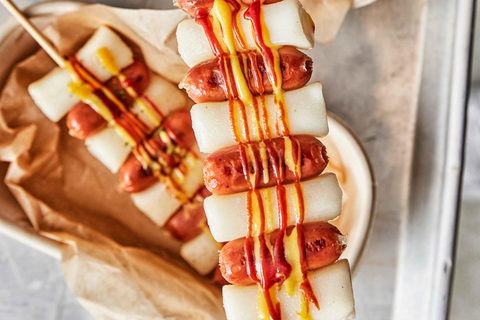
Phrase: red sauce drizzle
[
  {"left": 194, "top": 1, "right": 318, "bottom": 318},
  {"left": 68, "top": 57, "right": 192, "bottom": 198},
  {"left": 240, "top": 143, "right": 280, "bottom": 319},
  {"left": 139, "top": 95, "right": 166, "bottom": 120},
  {"left": 225, "top": 0, "right": 248, "bottom": 50},
  {"left": 243, "top": 1, "right": 277, "bottom": 87},
  {"left": 195, "top": 7, "right": 226, "bottom": 56},
  {"left": 291, "top": 136, "right": 319, "bottom": 309}
]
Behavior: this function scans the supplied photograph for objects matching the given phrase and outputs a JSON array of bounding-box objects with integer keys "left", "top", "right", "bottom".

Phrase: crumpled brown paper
[
  {"left": 0, "top": 4, "right": 224, "bottom": 320},
  {"left": 0, "top": 1, "right": 362, "bottom": 319}
]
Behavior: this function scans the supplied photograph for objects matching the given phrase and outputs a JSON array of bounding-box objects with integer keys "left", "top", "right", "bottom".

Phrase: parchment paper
[
  {"left": 0, "top": 1, "right": 363, "bottom": 319},
  {"left": 0, "top": 4, "right": 225, "bottom": 320}
]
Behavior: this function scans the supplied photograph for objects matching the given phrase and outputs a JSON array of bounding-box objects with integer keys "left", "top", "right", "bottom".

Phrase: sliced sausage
[
  {"left": 203, "top": 135, "right": 328, "bottom": 195},
  {"left": 181, "top": 46, "right": 313, "bottom": 103},
  {"left": 165, "top": 187, "right": 211, "bottom": 241},
  {"left": 119, "top": 109, "right": 198, "bottom": 193},
  {"left": 66, "top": 102, "right": 107, "bottom": 139},
  {"left": 67, "top": 60, "right": 150, "bottom": 139},
  {"left": 219, "top": 222, "right": 346, "bottom": 285},
  {"left": 105, "top": 60, "right": 150, "bottom": 106}
]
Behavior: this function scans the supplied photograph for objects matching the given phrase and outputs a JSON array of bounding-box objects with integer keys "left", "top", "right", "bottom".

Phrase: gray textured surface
[{"left": 0, "top": 233, "right": 93, "bottom": 320}]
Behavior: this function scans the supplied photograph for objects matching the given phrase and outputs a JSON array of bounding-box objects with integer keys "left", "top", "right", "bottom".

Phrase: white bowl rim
[{"left": 327, "top": 112, "right": 377, "bottom": 275}]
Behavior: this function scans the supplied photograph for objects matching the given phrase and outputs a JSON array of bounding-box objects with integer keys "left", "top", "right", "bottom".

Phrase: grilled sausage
[
  {"left": 165, "top": 187, "right": 211, "bottom": 241},
  {"left": 119, "top": 109, "right": 198, "bottom": 193},
  {"left": 219, "top": 222, "right": 346, "bottom": 285},
  {"left": 67, "top": 102, "right": 107, "bottom": 139},
  {"left": 203, "top": 135, "right": 328, "bottom": 195},
  {"left": 67, "top": 60, "right": 150, "bottom": 139},
  {"left": 181, "top": 46, "right": 313, "bottom": 103}
]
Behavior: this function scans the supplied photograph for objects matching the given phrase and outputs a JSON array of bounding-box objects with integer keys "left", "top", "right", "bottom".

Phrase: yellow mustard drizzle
[
  {"left": 97, "top": 47, "right": 121, "bottom": 75},
  {"left": 213, "top": 0, "right": 253, "bottom": 104},
  {"left": 247, "top": 5, "right": 310, "bottom": 319},
  {"left": 134, "top": 98, "right": 162, "bottom": 128},
  {"left": 284, "top": 137, "right": 301, "bottom": 178},
  {"left": 68, "top": 81, "right": 113, "bottom": 122},
  {"left": 66, "top": 49, "right": 194, "bottom": 204},
  {"left": 67, "top": 59, "right": 148, "bottom": 134},
  {"left": 235, "top": 99, "right": 251, "bottom": 142},
  {"left": 250, "top": 191, "right": 263, "bottom": 236},
  {"left": 284, "top": 228, "right": 302, "bottom": 296},
  {"left": 259, "top": 95, "right": 272, "bottom": 140},
  {"left": 257, "top": 281, "right": 272, "bottom": 320},
  {"left": 209, "top": 1, "right": 313, "bottom": 318},
  {"left": 249, "top": 9, "right": 289, "bottom": 137},
  {"left": 260, "top": 187, "right": 275, "bottom": 233},
  {"left": 284, "top": 228, "right": 312, "bottom": 320},
  {"left": 96, "top": 48, "right": 162, "bottom": 129}
]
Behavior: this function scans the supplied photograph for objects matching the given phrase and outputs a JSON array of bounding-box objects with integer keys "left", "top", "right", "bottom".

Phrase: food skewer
[
  {"left": 1, "top": 0, "right": 220, "bottom": 277},
  {"left": 0, "top": 0, "right": 66, "bottom": 67},
  {"left": 176, "top": 0, "right": 355, "bottom": 318}
]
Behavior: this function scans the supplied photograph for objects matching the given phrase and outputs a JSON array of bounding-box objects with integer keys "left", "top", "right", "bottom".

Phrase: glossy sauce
[
  {"left": 196, "top": 1, "right": 318, "bottom": 319},
  {"left": 65, "top": 49, "right": 196, "bottom": 203}
]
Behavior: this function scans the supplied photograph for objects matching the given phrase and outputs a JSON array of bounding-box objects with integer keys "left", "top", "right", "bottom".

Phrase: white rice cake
[
  {"left": 131, "top": 182, "right": 182, "bottom": 226},
  {"left": 177, "top": 0, "right": 315, "bottom": 67},
  {"left": 223, "top": 259, "right": 355, "bottom": 320},
  {"left": 180, "top": 231, "right": 220, "bottom": 275},
  {"left": 131, "top": 156, "right": 204, "bottom": 226},
  {"left": 75, "top": 26, "right": 134, "bottom": 82},
  {"left": 85, "top": 126, "right": 131, "bottom": 174},
  {"left": 177, "top": 155, "right": 205, "bottom": 199},
  {"left": 130, "top": 74, "right": 188, "bottom": 131},
  {"left": 204, "top": 173, "right": 342, "bottom": 243},
  {"left": 191, "top": 82, "right": 328, "bottom": 154},
  {"left": 28, "top": 67, "right": 80, "bottom": 122}
]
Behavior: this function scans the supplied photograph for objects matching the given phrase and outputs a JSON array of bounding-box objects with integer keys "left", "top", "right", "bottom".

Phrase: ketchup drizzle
[
  {"left": 243, "top": 1, "right": 277, "bottom": 87},
  {"left": 194, "top": 1, "right": 319, "bottom": 318},
  {"left": 67, "top": 56, "right": 194, "bottom": 200}
]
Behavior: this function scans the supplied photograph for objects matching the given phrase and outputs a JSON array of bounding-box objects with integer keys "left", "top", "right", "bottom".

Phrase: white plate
[
  {"left": 323, "top": 114, "right": 376, "bottom": 274},
  {"left": 0, "top": 1, "right": 88, "bottom": 259}
]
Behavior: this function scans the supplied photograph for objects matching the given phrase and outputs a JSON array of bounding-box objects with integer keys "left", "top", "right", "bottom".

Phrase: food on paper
[
  {"left": 165, "top": 187, "right": 211, "bottom": 242},
  {"left": 180, "top": 230, "right": 222, "bottom": 276},
  {"left": 27, "top": 25, "right": 220, "bottom": 276}
]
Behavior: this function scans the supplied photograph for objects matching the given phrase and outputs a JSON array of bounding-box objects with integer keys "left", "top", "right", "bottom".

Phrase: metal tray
[
  {"left": 316, "top": 0, "right": 472, "bottom": 319},
  {"left": 0, "top": 0, "right": 472, "bottom": 319}
]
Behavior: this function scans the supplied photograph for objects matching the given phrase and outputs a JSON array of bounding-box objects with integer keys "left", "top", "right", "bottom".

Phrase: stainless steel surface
[
  {"left": 393, "top": 0, "right": 473, "bottom": 319},
  {"left": 0, "top": 0, "right": 472, "bottom": 319},
  {"left": 314, "top": 0, "right": 425, "bottom": 318},
  {"left": 312, "top": 0, "right": 471, "bottom": 319}
]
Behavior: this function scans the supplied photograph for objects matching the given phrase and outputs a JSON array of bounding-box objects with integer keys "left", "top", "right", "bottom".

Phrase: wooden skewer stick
[{"left": 0, "top": 0, "right": 66, "bottom": 67}]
